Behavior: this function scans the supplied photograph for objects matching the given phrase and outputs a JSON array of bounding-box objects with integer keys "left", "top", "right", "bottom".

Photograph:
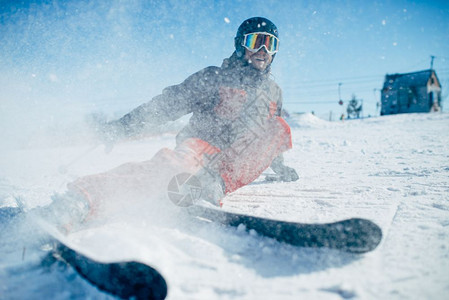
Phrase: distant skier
[{"left": 43, "top": 17, "right": 299, "bottom": 227}]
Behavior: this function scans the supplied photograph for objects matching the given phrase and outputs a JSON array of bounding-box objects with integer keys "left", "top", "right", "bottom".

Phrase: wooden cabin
[{"left": 380, "top": 69, "right": 442, "bottom": 115}]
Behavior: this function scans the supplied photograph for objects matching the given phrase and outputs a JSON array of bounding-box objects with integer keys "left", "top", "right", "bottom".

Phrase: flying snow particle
[
  {"left": 236, "top": 224, "right": 246, "bottom": 233},
  {"left": 48, "top": 73, "right": 58, "bottom": 82}
]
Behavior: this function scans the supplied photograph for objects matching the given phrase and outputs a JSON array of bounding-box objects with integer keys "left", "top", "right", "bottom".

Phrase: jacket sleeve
[
  {"left": 112, "top": 67, "right": 220, "bottom": 137},
  {"left": 275, "top": 84, "right": 283, "bottom": 117},
  {"left": 270, "top": 84, "right": 288, "bottom": 170}
]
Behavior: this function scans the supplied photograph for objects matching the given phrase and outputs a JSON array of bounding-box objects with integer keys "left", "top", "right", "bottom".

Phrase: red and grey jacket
[{"left": 114, "top": 52, "right": 283, "bottom": 151}]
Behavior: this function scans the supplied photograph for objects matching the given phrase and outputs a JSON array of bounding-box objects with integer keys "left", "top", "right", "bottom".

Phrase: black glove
[
  {"left": 267, "top": 156, "right": 299, "bottom": 182},
  {"left": 266, "top": 165, "right": 299, "bottom": 182},
  {"left": 96, "top": 120, "right": 125, "bottom": 153}
]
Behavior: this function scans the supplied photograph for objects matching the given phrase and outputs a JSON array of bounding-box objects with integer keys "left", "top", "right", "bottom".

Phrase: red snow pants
[{"left": 68, "top": 116, "right": 292, "bottom": 211}]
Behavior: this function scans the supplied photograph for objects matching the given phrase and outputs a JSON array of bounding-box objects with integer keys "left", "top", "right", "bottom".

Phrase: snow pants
[{"left": 68, "top": 116, "right": 292, "bottom": 212}]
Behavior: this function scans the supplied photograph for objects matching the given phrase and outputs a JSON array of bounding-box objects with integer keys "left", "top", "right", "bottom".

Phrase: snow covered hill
[{"left": 1, "top": 112, "right": 448, "bottom": 299}]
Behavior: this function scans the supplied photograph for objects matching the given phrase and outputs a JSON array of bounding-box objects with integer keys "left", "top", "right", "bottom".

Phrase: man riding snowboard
[{"left": 42, "top": 17, "right": 299, "bottom": 227}]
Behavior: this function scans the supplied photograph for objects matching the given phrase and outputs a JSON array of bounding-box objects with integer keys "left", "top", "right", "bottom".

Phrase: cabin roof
[{"left": 383, "top": 69, "right": 439, "bottom": 90}]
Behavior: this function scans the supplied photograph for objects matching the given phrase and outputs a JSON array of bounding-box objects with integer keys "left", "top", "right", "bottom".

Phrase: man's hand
[
  {"left": 266, "top": 165, "right": 299, "bottom": 182},
  {"left": 96, "top": 121, "right": 124, "bottom": 153},
  {"left": 268, "top": 155, "right": 299, "bottom": 182}
]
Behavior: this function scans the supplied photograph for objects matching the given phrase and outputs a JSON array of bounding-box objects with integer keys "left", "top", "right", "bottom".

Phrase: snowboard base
[
  {"left": 1, "top": 205, "right": 168, "bottom": 300},
  {"left": 189, "top": 205, "right": 382, "bottom": 253},
  {"left": 50, "top": 240, "right": 167, "bottom": 300}
]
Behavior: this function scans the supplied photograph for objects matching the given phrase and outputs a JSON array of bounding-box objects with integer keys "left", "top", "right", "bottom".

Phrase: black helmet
[{"left": 234, "top": 17, "right": 279, "bottom": 58}]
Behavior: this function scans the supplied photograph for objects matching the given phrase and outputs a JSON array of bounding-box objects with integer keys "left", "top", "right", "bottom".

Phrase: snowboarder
[{"left": 42, "top": 17, "right": 299, "bottom": 227}]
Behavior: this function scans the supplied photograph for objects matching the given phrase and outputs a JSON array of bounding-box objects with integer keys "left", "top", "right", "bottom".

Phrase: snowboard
[
  {"left": 1, "top": 206, "right": 168, "bottom": 300},
  {"left": 188, "top": 205, "right": 382, "bottom": 253}
]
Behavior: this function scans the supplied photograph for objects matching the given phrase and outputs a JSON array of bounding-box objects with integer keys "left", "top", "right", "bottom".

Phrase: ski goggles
[{"left": 242, "top": 32, "right": 279, "bottom": 54}]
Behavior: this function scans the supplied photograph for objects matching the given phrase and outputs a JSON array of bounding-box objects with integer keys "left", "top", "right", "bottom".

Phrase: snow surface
[{"left": 1, "top": 112, "right": 449, "bottom": 299}]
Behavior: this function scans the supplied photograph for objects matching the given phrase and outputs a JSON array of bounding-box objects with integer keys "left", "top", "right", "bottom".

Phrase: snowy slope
[{"left": 1, "top": 112, "right": 449, "bottom": 299}]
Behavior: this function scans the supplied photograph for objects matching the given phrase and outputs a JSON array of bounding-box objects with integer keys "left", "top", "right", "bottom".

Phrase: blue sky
[{"left": 1, "top": 0, "right": 448, "bottom": 120}]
